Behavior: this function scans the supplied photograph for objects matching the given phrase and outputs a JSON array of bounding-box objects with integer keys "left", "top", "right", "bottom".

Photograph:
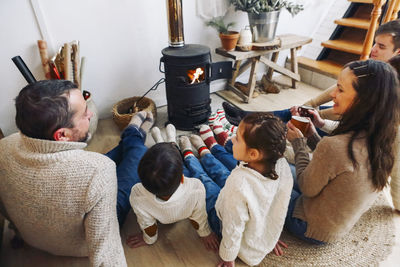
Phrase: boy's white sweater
[
  {"left": 215, "top": 158, "right": 293, "bottom": 266},
  {"left": 130, "top": 177, "right": 212, "bottom": 244}
]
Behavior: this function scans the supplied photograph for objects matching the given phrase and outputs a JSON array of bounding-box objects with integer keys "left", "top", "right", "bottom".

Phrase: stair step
[
  {"left": 348, "top": 0, "right": 373, "bottom": 4},
  {"left": 298, "top": 56, "right": 343, "bottom": 79},
  {"left": 322, "top": 39, "right": 363, "bottom": 55},
  {"left": 335, "top": 17, "right": 370, "bottom": 29}
]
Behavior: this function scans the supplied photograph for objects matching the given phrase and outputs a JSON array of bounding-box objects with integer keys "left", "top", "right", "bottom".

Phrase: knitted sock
[
  {"left": 190, "top": 134, "right": 210, "bottom": 157},
  {"left": 216, "top": 108, "right": 234, "bottom": 131},
  {"left": 140, "top": 112, "right": 154, "bottom": 134},
  {"left": 129, "top": 110, "right": 147, "bottom": 127},
  {"left": 210, "top": 121, "right": 229, "bottom": 146},
  {"left": 165, "top": 124, "right": 176, "bottom": 143},
  {"left": 178, "top": 136, "right": 194, "bottom": 159},
  {"left": 151, "top": 127, "right": 164, "bottom": 143},
  {"left": 208, "top": 112, "right": 218, "bottom": 128},
  {"left": 226, "top": 125, "right": 238, "bottom": 137},
  {"left": 199, "top": 124, "right": 218, "bottom": 149}
]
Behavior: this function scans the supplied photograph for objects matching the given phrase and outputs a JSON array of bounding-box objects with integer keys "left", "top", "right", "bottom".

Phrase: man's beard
[{"left": 78, "top": 132, "right": 90, "bottom": 143}]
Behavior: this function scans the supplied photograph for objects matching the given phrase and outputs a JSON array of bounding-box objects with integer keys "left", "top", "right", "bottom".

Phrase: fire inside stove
[{"left": 187, "top": 67, "right": 205, "bottom": 84}]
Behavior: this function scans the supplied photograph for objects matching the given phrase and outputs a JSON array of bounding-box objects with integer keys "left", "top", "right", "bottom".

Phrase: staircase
[{"left": 298, "top": 0, "right": 400, "bottom": 79}]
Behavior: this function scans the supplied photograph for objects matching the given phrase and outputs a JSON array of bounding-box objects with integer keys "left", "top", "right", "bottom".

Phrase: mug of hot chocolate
[{"left": 290, "top": 116, "right": 309, "bottom": 135}]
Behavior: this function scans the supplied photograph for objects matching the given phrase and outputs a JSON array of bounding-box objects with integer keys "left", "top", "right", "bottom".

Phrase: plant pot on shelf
[
  {"left": 248, "top": 10, "right": 281, "bottom": 43},
  {"left": 219, "top": 31, "right": 240, "bottom": 51}
]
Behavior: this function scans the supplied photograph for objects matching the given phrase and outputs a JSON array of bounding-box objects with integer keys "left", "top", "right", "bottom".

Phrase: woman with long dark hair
[{"left": 285, "top": 59, "right": 400, "bottom": 243}]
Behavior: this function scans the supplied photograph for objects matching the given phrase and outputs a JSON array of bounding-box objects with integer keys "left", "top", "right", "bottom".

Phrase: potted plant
[
  {"left": 230, "top": 0, "right": 304, "bottom": 42},
  {"left": 206, "top": 17, "right": 240, "bottom": 51}
]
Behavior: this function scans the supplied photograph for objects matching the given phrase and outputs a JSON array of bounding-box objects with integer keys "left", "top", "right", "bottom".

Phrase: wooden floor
[{"left": 1, "top": 76, "right": 399, "bottom": 266}]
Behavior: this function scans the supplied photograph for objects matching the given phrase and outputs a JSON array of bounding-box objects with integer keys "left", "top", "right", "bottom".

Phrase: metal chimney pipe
[{"left": 166, "top": 0, "right": 184, "bottom": 47}]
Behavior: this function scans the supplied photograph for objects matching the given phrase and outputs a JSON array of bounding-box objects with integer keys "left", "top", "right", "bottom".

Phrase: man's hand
[
  {"left": 217, "top": 260, "right": 235, "bottom": 267},
  {"left": 201, "top": 232, "right": 220, "bottom": 252},
  {"left": 126, "top": 232, "right": 148, "bottom": 249},
  {"left": 290, "top": 106, "right": 300, "bottom": 117},
  {"left": 308, "top": 109, "right": 325, "bottom": 129},
  {"left": 273, "top": 239, "right": 288, "bottom": 256}
]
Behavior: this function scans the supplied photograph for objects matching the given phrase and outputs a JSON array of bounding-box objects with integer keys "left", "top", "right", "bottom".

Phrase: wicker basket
[{"left": 112, "top": 96, "right": 157, "bottom": 131}]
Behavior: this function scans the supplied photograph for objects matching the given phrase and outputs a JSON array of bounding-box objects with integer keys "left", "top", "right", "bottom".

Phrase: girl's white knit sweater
[{"left": 215, "top": 158, "right": 293, "bottom": 266}]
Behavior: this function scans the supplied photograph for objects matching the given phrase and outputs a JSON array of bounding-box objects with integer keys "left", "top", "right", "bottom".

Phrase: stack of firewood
[{"left": 37, "top": 40, "right": 82, "bottom": 88}]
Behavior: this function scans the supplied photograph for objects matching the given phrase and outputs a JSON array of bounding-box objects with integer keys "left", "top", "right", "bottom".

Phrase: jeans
[
  {"left": 105, "top": 125, "right": 148, "bottom": 226},
  {"left": 273, "top": 105, "right": 331, "bottom": 137},
  {"left": 284, "top": 164, "right": 325, "bottom": 245},
  {"left": 210, "top": 140, "right": 238, "bottom": 171},
  {"left": 183, "top": 153, "right": 230, "bottom": 236}
]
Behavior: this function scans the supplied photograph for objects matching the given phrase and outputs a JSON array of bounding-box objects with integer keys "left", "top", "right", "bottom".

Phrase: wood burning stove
[{"left": 161, "top": 0, "right": 232, "bottom": 130}]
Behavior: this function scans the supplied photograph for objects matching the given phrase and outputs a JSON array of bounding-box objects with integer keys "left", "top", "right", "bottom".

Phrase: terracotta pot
[{"left": 219, "top": 31, "right": 240, "bottom": 51}]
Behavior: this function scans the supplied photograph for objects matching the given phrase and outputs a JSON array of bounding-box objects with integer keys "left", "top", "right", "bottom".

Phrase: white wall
[{"left": 0, "top": 0, "right": 334, "bottom": 135}]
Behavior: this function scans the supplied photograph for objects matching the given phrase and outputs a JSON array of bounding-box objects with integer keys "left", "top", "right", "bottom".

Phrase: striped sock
[
  {"left": 140, "top": 112, "right": 154, "bottom": 134},
  {"left": 212, "top": 121, "right": 229, "bottom": 146},
  {"left": 129, "top": 110, "right": 146, "bottom": 127},
  {"left": 178, "top": 136, "right": 194, "bottom": 159},
  {"left": 226, "top": 125, "right": 238, "bottom": 137},
  {"left": 216, "top": 108, "right": 233, "bottom": 131},
  {"left": 208, "top": 112, "right": 218, "bottom": 128},
  {"left": 190, "top": 134, "right": 210, "bottom": 157},
  {"left": 199, "top": 125, "right": 218, "bottom": 149}
]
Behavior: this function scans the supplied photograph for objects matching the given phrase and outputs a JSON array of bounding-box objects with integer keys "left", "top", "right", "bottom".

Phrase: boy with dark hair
[{"left": 126, "top": 142, "right": 219, "bottom": 251}]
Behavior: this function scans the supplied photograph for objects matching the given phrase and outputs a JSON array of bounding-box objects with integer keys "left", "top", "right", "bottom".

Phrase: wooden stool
[{"left": 216, "top": 34, "right": 312, "bottom": 103}]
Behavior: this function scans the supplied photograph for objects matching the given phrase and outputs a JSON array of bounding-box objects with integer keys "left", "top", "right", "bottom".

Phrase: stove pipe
[{"left": 166, "top": 0, "right": 184, "bottom": 47}]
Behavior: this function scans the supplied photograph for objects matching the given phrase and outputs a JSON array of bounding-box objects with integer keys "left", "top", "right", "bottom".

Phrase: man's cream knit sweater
[{"left": 0, "top": 133, "right": 126, "bottom": 267}]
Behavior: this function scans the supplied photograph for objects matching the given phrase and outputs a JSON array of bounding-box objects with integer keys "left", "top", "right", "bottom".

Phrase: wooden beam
[{"left": 260, "top": 56, "right": 300, "bottom": 81}]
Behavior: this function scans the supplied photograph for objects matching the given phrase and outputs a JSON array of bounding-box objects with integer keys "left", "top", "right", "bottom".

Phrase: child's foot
[
  {"left": 216, "top": 108, "right": 234, "bottom": 131},
  {"left": 166, "top": 124, "right": 176, "bottom": 143},
  {"left": 151, "top": 127, "right": 164, "bottom": 143},
  {"left": 140, "top": 111, "right": 154, "bottom": 134},
  {"left": 210, "top": 121, "right": 229, "bottom": 146},
  {"left": 129, "top": 110, "right": 147, "bottom": 128},
  {"left": 208, "top": 112, "right": 218, "bottom": 128},
  {"left": 178, "top": 136, "right": 194, "bottom": 159},
  {"left": 190, "top": 134, "right": 210, "bottom": 157},
  {"left": 199, "top": 124, "right": 218, "bottom": 149}
]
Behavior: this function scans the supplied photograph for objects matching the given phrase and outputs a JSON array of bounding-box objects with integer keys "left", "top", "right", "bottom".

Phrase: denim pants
[
  {"left": 284, "top": 164, "right": 325, "bottom": 245},
  {"left": 105, "top": 125, "right": 148, "bottom": 226},
  {"left": 184, "top": 153, "right": 230, "bottom": 236},
  {"left": 210, "top": 140, "right": 237, "bottom": 171}
]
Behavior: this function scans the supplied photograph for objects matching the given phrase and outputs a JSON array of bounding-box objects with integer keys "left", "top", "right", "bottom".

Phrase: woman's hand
[
  {"left": 304, "top": 117, "right": 318, "bottom": 138},
  {"left": 287, "top": 120, "right": 304, "bottom": 142},
  {"left": 308, "top": 109, "right": 325, "bottom": 128}
]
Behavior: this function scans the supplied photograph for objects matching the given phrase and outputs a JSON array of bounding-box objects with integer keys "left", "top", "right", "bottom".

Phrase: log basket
[{"left": 112, "top": 96, "right": 157, "bottom": 131}]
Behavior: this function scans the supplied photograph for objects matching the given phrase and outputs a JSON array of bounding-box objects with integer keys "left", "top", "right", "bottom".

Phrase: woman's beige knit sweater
[
  {"left": 291, "top": 133, "right": 379, "bottom": 242},
  {"left": 0, "top": 133, "right": 126, "bottom": 267}
]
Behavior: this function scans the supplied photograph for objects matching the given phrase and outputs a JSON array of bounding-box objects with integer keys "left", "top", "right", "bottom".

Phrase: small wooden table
[{"left": 216, "top": 34, "right": 312, "bottom": 103}]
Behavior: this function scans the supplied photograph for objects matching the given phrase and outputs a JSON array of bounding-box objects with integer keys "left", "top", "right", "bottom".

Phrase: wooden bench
[{"left": 216, "top": 34, "right": 312, "bottom": 103}]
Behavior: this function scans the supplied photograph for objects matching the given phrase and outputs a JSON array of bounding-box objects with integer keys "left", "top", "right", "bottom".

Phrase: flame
[{"left": 187, "top": 67, "right": 204, "bottom": 84}]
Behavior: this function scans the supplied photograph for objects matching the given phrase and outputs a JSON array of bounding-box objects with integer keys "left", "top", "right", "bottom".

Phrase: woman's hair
[
  {"left": 138, "top": 142, "right": 183, "bottom": 197},
  {"left": 241, "top": 113, "right": 287, "bottom": 180},
  {"left": 332, "top": 59, "right": 400, "bottom": 190}
]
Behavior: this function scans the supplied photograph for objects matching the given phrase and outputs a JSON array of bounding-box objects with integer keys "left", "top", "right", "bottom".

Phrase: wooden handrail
[
  {"left": 360, "top": 0, "right": 386, "bottom": 60},
  {"left": 383, "top": 0, "right": 400, "bottom": 23},
  {"left": 390, "top": 0, "right": 400, "bottom": 20}
]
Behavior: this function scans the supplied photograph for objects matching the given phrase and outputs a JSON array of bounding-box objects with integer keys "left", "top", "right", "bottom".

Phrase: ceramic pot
[{"left": 219, "top": 31, "right": 240, "bottom": 51}]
